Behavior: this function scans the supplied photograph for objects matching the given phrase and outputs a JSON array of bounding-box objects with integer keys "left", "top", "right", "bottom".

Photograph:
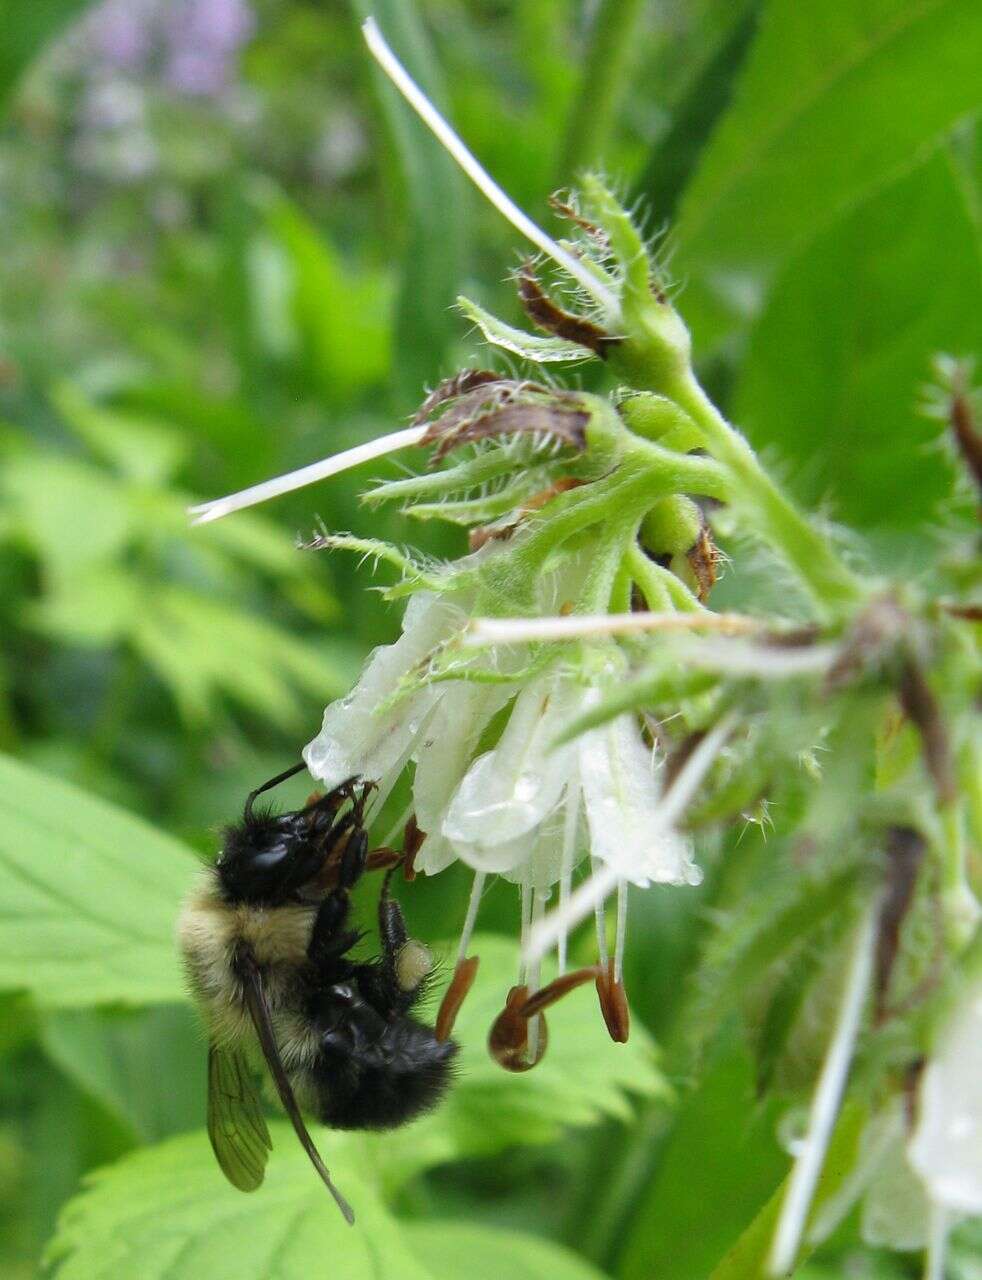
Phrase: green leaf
[
  {"left": 50, "top": 383, "right": 187, "bottom": 485},
  {"left": 350, "top": 0, "right": 469, "bottom": 406},
  {"left": 260, "top": 189, "right": 392, "bottom": 400},
  {"left": 0, "top": 0, "right": 89, "bottom": 108},
  {"left": 708, "top": 1098, "right": 868, "bottom": 1280},
  {"left": 0, "top": 754, "right": 198, "bottom": 1008},
  {"left": 45, "top": 1127, "right": 433, "bottom": 1280},
  {"left": 632, "top": 3, "right": 759, "bottom": 220},
  {"left": 406, "top": 1221, "right": 611, "bottom": 1280},
  {"left": 617, "top": 1032, "right": 788, "bottom": 1280},
  {"left": 458, "top": 295, "right": 598, "bottom": 364},
  {"left": 733, "top": 150, "right": 982, "bottom": 532},
  {"left": 674, "top": 0, "right": 982, "bottom": 347},
  {"left": 40, "top": 1005, "right": 204, "bottom": 1143}
]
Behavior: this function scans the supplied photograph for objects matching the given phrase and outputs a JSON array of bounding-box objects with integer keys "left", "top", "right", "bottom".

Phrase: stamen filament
[
  {"left": 361, "top": 18, "right": 619, "bottom": 321},
  {"left": 457, "top": 870, "right": 486, "bottom": 963},
  {"left": 768, "top": 902, "right": 877, "bottom": 1276},
  {"left": 614, "top": 880, "right": 628, "bottom": 984},
  {"left": 593, "top": 856, "right": 610, "bottom": 965},
  {"left": 188, "top": 425, "right": 427, "bottom": 524},
  {"left": 558, "top": 780, "right": 580, "bottom": 975},
  {"left": 526, "top": 714, "right": 734, "bottom": 964},
  {"left": 924, "top": 1203, "right": 949, "bottom": 1280}
]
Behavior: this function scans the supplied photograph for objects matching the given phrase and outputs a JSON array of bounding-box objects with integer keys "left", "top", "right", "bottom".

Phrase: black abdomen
[{"left": 311, "top": 1014, "right": 457, "bottom": 1130}]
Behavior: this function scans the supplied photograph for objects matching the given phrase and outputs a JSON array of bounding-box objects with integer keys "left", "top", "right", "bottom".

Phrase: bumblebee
[{"left": 178, "top": 764, "right": 456, "bottom": 1223}]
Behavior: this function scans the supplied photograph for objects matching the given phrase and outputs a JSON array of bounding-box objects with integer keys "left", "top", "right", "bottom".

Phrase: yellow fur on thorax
[{"left": 177, "top": 870, "right": 321, "bottom": 1069}]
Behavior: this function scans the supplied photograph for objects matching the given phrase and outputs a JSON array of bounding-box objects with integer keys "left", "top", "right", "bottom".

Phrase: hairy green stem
[{"left": 668, "top": 370, "right": 864, "bottom": 619}]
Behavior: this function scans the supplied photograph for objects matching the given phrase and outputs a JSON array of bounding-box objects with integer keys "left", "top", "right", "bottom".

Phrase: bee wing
[
  {"left": 207, "top": 1042, "right": 272, "bottom": 1192},
  {"left": 236, "top": 947, "right": 355, "bottom": 1225}
]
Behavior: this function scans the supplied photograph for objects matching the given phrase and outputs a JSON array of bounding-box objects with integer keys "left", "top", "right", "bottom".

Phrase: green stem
[
  {"left": 625, "top": 542, "right": 703, "bottom": 613},
  {"left": 557, "top": 0, "right": 647, "bottom": 179},
  {"left": 669, "top": 370, "right": 864, "bottom": 620}
]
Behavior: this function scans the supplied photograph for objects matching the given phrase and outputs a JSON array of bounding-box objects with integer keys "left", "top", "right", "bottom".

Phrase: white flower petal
[
  {"left": 453, "top": 829, "right": 535, "bottom": 876},
  {"left": 303, "top": 592, "right": 462, "bottom": 791},
  {"left": 908, "top": 976, "right": 982, "bottom": 1215},
  {"left": 500, "top": 803, "right": 588, "bottom": 889},
  {"left": 442, "top": 679, "right": 581, "bottom": 847},
  {"left": 412, "top": 683, "right": 513, "bottom": 834},
  {"left": 578, "top": 714, "right": 700, "bottom": 887},
  {"left": 412, "top": 830, "right": 458, "bottom": 877}
]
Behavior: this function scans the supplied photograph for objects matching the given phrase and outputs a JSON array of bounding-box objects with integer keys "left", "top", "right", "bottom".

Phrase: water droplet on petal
[{"left": 515, "top": 773, "right": 538, "bottom": 802}]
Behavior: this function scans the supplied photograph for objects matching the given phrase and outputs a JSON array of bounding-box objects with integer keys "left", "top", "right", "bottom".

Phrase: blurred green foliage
[{"left": 0, "top": 2, "right": 978, "bottom": 1278}]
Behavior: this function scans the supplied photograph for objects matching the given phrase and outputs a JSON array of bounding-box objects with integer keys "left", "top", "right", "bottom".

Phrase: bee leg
[
  {"left": 376, "top": 865, "right": 434, "bottom": 1011},
  {"left": 308, "top": 887, "right": 360, "bottom": 971}
]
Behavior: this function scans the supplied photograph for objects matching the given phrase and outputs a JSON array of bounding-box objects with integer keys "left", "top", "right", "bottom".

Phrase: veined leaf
[
  {"left": 733, "top": 149, "right": 982, "bottom": 533},
  {"left": 458, "top": 295, "right": 598, "bottom": 364},
  {"left": 44, "top": 1127, "right": 432, "bottom": 1280},
  {"left": 40, "top": 1005, "right": 204, "bottom": 1143},
  {"left": 0, "top": 754, "right": 197, "bottom": 1008},
  {"left": 674, "top": 0, "right": 982, "bottom": 347}
]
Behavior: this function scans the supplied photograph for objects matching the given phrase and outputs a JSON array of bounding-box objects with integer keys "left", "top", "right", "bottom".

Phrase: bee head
[{"left": 217, "top": 806, "right": 330, "bottom": 906}]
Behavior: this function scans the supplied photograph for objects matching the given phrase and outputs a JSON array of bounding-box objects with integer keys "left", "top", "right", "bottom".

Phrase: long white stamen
[
  {"left": 527, "top": 889, "right": 547, "bottom": 1061},
  {"left": 457, "top": 870, "right": 486, "bottom": 963},
  {"left": 518, "top": 876, "right": 533, "bottom": 986},
  {"left": 527, "top": 861, "right": 620, "bottom": 966},
  {"left": 464, "top": 611, "right": 760, "bottom": 645},
  {"left": 593, "top": 856, "right": 610, "bottom": 965},
  {"left": 361, "top": 18, "right": 619, "bottom": 321},
  {"left": 188, "top": 425, "right": 427, "bottom": 524},
  {"left": 924, "top": 1203, "right": 949, "bottom": 1280},
  {"left": 614, "top": 880, "right": 628, "bottom": 983},
  {"left": 558, "top": 781, "right": 580, "bottom": 974},
  {"left": 769, "top": 902, "right": 877, "bottom": 1276},
  {"left": 526, "top": 714, "right": 735, "bottom": 964}
]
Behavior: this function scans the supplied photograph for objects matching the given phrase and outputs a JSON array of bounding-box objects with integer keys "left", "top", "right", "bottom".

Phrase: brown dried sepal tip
[
  {"left": 685, "top": 524, "right": 719, "bottom": 603},
  {"left": 595, "top": 959, "right": 630, "bottom": 1044},
  {"left": 948, "top": 376, "right": 982, "bottom": 497},
  {"left": 547, "top": 192, "right": 608, "bottom": 248},
  {"left": 488, "top": 984, "right": 549, "bottom": 1072},
  {"left": 874, "top": 826, "right": 926, "bottom": 1024},
  {"left": 436, "top": 955, "right": 479, "bottom": 1042},
  {"left": 411, "top": 369, "right": 502, "bottom": 426},
  {"left": 516, "top": 261, "right": 620, "bottom": 358},
  {"left": 468, "top": 476, "right": 585, "bottom": 552},
  {"left": 415, "top": 375, "right": 590, "bottom": 464}
]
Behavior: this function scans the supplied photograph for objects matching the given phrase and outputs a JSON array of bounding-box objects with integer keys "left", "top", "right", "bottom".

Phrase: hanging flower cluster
[{"left": 190, "top": 19, "right": 981, "bottom": 1275}]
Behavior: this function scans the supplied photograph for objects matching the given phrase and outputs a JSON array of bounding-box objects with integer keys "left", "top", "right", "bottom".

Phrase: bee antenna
[{"left": 244, "top": 761, "right": 307, "bottom": 823}]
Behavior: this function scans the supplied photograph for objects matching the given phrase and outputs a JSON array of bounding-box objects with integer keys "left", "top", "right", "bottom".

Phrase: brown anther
[
  {"left": 402, "top": 815, "right": 424, "bottom": 881},
  {"left": 517, "top": 966, "right": 602, "bottom": 1019},
  {"left": 488, "top": 984, "right": 549, "bottom": 1072},
  {"left": 898, "top": 657, "right": 957, "bottom": 808},
  {"left": 436, "top": 955, "right": 480, "bottom": 1042},
  {"left": 596, "top": 958, "right": 630, "bottom": 1043},
  {"left": 305, "top": 791, "right": 324, "bottom": 808}
]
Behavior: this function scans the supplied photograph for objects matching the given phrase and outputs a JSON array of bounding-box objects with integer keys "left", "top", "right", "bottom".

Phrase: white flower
[
  {"left": 303, "top": 590, "right": 470, "bottom": 806},
  {"left": 908, "top": 970, "right": 982, "bottom": 1215}
]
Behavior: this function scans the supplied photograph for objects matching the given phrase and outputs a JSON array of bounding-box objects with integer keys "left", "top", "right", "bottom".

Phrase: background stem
[{"left": 557, "top": 0, "right": 648, "bottom": 180}]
